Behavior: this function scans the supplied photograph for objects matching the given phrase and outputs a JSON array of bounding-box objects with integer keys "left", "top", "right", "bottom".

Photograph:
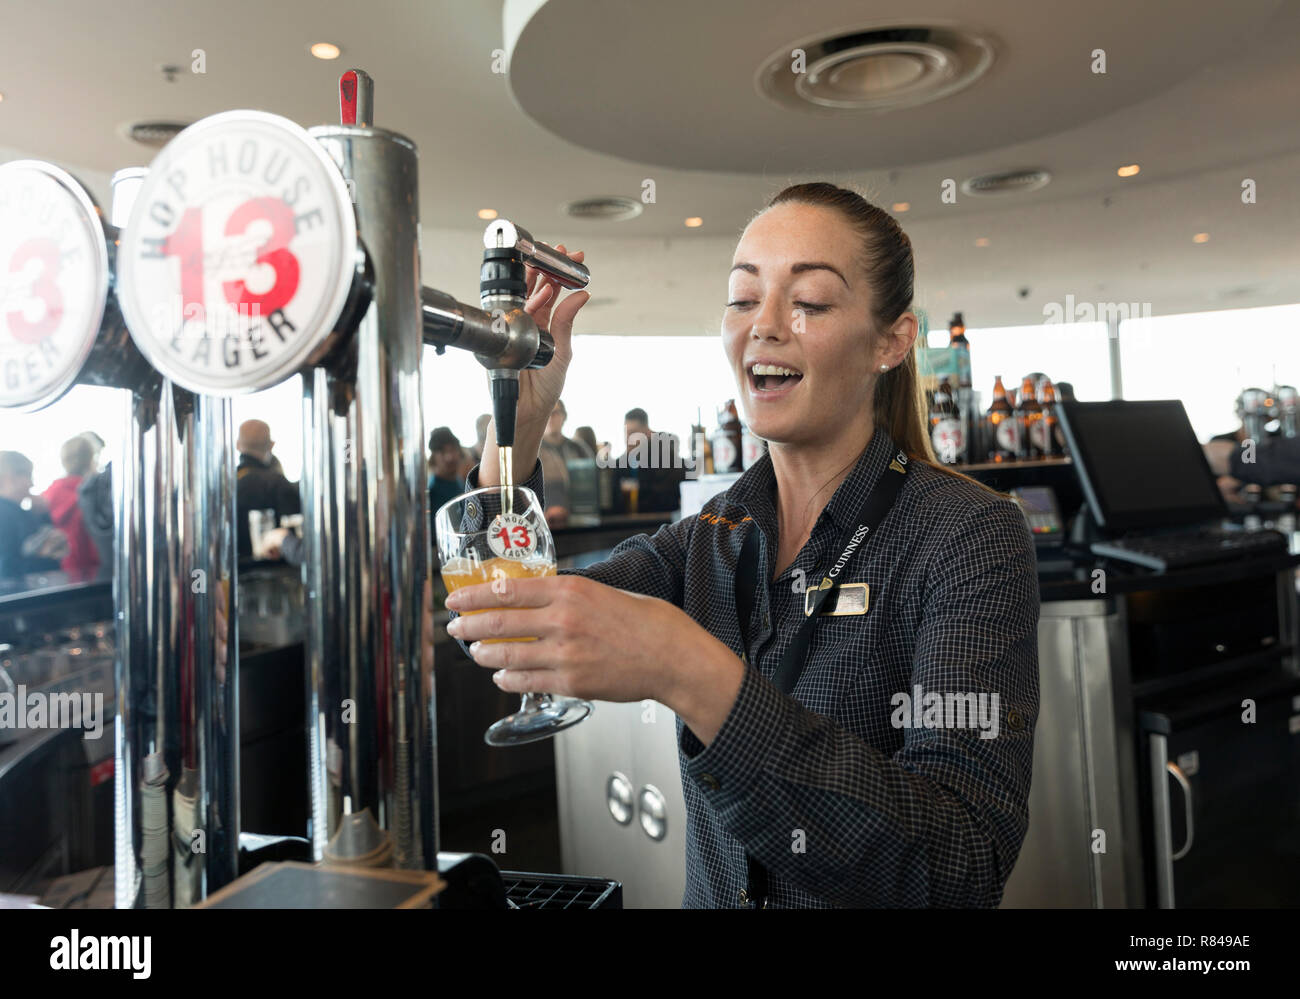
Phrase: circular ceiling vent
[
  {"left": 123, "top": 121, "right": 191, "bottom": 147},
  {"left": 560, "top": 196, "right": 643, "bottom": 222},
  {"left": 961, "top": 168, "right": 1052, "bottom": 196},
  {"left": 758, "top": 26, "right": 995, "bottom": 113}
]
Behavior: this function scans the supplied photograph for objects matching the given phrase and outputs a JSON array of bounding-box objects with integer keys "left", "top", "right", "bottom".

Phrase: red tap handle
[{"left": 340, "top": 69, "right": 373, "bottom": 126}]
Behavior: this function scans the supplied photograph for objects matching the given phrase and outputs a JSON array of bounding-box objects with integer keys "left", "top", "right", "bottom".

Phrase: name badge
[{"left": 805, "top": 582, "right": 869, "bottom": 617}]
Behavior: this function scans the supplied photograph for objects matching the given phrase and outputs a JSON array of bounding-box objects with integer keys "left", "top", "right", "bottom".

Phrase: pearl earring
[{"left": 879, "top": 363, "right": 889, "bottom": 372}]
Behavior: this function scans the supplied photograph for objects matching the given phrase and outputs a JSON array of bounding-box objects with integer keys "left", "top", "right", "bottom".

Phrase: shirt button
[
  {"left": 699, "top": 773, "right": 720, "bottom": 792},
  {"left": 1007, "top": 709, "right": 1026, "bottom": 731}
]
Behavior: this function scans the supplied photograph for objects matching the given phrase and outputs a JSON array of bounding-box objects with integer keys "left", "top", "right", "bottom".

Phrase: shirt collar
[{"left": 727, "top": 424, "right": 899, "bottom": 533}]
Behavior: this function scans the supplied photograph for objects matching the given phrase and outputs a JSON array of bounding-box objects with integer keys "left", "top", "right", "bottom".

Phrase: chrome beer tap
[{"left": 419, "top": 219, "right": 588, "bottom": 475}]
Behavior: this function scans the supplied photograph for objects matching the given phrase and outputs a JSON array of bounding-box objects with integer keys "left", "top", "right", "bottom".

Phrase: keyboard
[{"left": 1090, "top": 528, "right": 1290, "bottom": 572}]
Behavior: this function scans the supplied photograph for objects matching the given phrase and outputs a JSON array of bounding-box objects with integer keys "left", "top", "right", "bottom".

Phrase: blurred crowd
[
  {"left": 0, "top": 399, "right": 688, "bottom": 583},
  {"left": 427, "top": 400, "right": 685, "bottom": 530},
  {"left": 1203, "top": 386, "right": 1300, "bottom": 503},
  {"left": 0, "top": 432, "right": 109, "bottom": 583}
]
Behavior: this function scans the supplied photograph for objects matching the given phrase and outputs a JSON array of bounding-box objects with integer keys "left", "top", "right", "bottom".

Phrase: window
[
  {"left": 930, "top": 320, "right": 1113, "bottom": 405},
  {"left": 1119, "top": 303, "right": 1300, "bottom": 442},
  {"left": 420, "top": 334, "right": 734, "bottom": 457},
  {"left": 0, "top": 385, "right": 123, "bottom": 493}
]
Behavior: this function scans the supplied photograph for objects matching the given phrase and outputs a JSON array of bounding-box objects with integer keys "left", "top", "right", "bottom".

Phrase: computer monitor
[{"left": 1057, "top": 399, "right": 1227, "bottom": 533}]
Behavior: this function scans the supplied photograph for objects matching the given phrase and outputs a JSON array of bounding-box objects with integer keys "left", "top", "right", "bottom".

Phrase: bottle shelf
[{"left": 950, "top": 456, "right": 1073, "bottom": 472}]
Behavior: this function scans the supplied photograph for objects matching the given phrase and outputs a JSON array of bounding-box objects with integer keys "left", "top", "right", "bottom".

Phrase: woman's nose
[{"left": 751, "top": 297, "right": 790, "bottom": 339}]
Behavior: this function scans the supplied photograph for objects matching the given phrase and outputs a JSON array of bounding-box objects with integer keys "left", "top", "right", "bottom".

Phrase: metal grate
[{"left": 499, "top": 872, "right": 621, "bottom": 909}]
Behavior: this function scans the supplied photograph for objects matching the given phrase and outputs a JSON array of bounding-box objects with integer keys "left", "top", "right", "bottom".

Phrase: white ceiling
[{"left": 2, "top": 0, "right": 1299, "bottom": 334}]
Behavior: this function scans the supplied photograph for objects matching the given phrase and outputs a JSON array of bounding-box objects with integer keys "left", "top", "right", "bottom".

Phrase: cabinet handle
[{"left": 1166, "top": 761, "right": 1195, "bottom": 861}]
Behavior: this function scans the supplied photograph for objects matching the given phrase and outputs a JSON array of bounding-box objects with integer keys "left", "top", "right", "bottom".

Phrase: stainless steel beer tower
[
  {"left": 110, "top": 169, "right": 241, "bottom": 907},
  {"left": 305, "top": 71, "right": 435, "bottom": 868},
  {"left": 300, "top": 71, "right": 588, "bottom": 869}
]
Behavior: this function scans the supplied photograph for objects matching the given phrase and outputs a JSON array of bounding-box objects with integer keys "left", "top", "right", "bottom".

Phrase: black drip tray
[{"left": 499, "top": 871, "right": 622, "bottom": 909}]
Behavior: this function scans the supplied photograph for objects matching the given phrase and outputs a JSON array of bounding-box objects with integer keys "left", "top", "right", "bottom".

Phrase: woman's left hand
[{"left": 444, "top": 573, "right": 718, "bottom": 705}]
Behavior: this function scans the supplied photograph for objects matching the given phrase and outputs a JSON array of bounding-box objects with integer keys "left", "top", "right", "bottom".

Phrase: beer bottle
[
  {"left": 1017, "top": 374, "right": 1044, "bottom": 460},
  {"left": 948, "top": 312, "right": 971, "bottom": 390},
  {"left": 929, "top": 378, "right": 963, "bottom": 464},
  {"left": 741, "top": 420, "right": 766, "bottom": 470},
  {"left": 987, "top": 375, "right": 1018, "bottom": 462},
  {"left": 1036, "top": 378, "right": 1062, "bottom": 458},
  {"left": 711, "top": 400, "right": 744, "bottom": 473}
]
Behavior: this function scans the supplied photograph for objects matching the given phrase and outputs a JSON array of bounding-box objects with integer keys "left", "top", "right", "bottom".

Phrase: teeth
[{"left": 750, "top": 363, "right": 802, "bottom": 377}]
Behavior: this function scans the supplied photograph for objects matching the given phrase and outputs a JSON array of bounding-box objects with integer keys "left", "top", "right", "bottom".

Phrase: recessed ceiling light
[
  {"left": 1117, "top": 164, "right": 1140, "bottom": 178},
  {"left": 1193, "top": 232, "right": 1210, "bottom": 243},
  {"left": 477, "top": 208, "right": 498, "bottom": 220},
  {"left": 684, "top": 217, "right": 703, "bottom": 228},
  {"left": 974, "top": 237, "right": 990, "bottom": 247},
  {"left": 892, "top": 202, "right": 910, "bottom": 212},
  {"left": 311, "top": 42, "right": 341, "bottom": 60}
]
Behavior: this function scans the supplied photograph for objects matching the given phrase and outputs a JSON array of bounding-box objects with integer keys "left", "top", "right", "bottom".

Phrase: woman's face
[{"left": 723, "top": 202, "right": 910, "bottom": 447}]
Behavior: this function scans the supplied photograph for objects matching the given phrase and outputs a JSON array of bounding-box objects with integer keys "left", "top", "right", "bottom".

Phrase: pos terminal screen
[{"left": 1057, "top": 399, "right": 1226, "bottom": 532}]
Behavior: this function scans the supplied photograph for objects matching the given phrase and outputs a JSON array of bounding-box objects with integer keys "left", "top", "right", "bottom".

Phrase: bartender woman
[{"left": 444, "top": 182, "right": 1040, "bottom": 908}]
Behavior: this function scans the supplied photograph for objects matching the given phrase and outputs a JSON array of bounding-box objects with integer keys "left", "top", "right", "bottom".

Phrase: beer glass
[{"left": 435, "top": 485, "right": 592, "bottom": 745}]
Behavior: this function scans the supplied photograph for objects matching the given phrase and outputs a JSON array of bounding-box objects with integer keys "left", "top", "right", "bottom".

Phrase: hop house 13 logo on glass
[
  {"left": 117, "top": 111, "right": 357, "bottom": 395},
  {"left": 0, "top": 161, "right": 109, "bottom": 411}
]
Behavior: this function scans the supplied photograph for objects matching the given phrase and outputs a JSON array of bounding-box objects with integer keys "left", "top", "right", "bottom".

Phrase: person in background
[
  {"left": 619, "top": 407, "right": 685, "bottom": 513},
  {"left": 574, "top": 425, "right": 616, "bottom": 515},
  {"left": 1049, "top": 382, "right": 1076, "bottom": 454},
  {"left": 538, "top": 399, "right": 594, "bottom": 527},
  {"left": 80, "top": 431, "right": 105, "bottom": 471},
  {"left": 235, "top": 420, "right": 300, "bottom": 559},
  {"left": 427, "top": 426, "right": 465, "bottom": 518},
  {"left": 1203, "top": 390, "right": 1299, "bottom": 501},
  {"left": 573, "top": 425, "right": 601, "bottom": 458},
  {"left": 41, "top": 435, "right": 100, "bottom": 582},
  {"left": 78, "top": 461, "right": 114, "bottom": 581},
  {"left": 1204, "top": 390, "right": 1277, "bottom": 502},
  {"left": 0, "top": 451, "right": 65, "bottom": 581},
  {"left": 471, "top": 413, "right": 492, "bottom": 463},
  {"left": 456, "top": 442, "right": 477, "bottom": 482}
]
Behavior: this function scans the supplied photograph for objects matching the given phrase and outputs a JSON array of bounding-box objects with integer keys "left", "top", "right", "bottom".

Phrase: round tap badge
[
  {"left": 487, "top": 512, "right": 538, "bottom": 560},
  {"left": 0, "top": 161, "right": 109, "bottom": 411},
  {"left": 116, "top": 111, "right": 357, "bottom": 395}
]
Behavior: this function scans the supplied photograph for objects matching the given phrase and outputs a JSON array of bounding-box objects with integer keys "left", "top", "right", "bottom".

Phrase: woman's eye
[
  {"left": 726, "top": 300, "right": 756, "bottom": 309},
  {"left": 794, "top": 302, "right": 830, "bottom": 314}
]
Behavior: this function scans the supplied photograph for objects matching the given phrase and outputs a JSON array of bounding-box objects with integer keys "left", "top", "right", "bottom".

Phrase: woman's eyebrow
[{"left": 729, "top": 261, "right": 849, "bottom": 287}]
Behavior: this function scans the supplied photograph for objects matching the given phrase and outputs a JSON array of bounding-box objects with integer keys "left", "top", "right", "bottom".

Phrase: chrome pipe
[
  {"left": 112, "top": 163, "right": 240, "bottom": 906},
  {"left": 301, "top": 367, "right": 349, "bottom": 860},
  {"left": 420, "top": 286, "right": 554, "bottom": 371},
  {"left": 309, "top": 108, "right": 437, "bottom": 869}
]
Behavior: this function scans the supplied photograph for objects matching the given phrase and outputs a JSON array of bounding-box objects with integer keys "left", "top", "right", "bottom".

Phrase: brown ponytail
[{"left": 766, "top": 182, "right": 989, "bottom": 487}]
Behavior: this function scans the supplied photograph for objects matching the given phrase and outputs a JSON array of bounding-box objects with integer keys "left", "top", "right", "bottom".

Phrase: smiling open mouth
[{"left": 749, "top": 362, "right": 804, "bottom": 393}]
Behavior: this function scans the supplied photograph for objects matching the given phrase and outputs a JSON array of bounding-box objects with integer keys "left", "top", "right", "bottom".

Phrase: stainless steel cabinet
[{"left": 554, "top": 698, "right": 686, "bottom": 908}]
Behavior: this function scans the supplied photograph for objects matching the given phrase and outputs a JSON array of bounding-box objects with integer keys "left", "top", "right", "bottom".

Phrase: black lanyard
[{"left": 732, "top": 447, "right": 909, "bottom": 907}]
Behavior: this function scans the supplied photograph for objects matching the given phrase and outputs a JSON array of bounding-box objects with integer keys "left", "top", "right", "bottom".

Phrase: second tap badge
[{"left": 115, "top": 110, "right": 358, "bottom": 396}]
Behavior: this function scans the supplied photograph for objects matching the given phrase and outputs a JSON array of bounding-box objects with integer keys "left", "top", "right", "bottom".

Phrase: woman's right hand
[{"left": 516, "top": 245, "right": 588, "bottom": 433}]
